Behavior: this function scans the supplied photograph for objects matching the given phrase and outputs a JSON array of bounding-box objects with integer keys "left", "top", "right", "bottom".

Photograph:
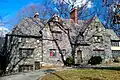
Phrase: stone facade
[
  {"left": 7, "top": 16, "right": 119, "bottom": 72},
  {"left": 75, "top": 17, "right": 112, "bottom": 64}
]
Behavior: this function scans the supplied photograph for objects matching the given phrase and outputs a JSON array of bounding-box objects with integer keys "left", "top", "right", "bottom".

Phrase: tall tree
[{"left": 100, "top": 0, "right": 120, "bottom": 35}]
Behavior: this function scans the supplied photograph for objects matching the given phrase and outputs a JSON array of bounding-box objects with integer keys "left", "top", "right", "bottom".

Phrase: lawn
[{"left": 41, "top": 69, "right": 120, "bottom": 80}]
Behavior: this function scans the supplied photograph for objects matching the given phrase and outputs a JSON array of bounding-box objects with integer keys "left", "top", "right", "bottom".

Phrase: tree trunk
[{"left": 71, "top": 47, "right": 76, "bottom": 65}]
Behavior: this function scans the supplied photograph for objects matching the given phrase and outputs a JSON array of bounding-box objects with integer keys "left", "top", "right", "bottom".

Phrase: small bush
[
  {"left": 113, "top": 57, "right": 120, "bottom": 63},
  {"left": 66, "top": 56, "right": 74, "bottom": 66},
  {"left": 88, "top": 56, "right": 102, "bottom": 65}
]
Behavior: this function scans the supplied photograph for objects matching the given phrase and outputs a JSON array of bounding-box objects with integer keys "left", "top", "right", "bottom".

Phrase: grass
[{"left": 41, "top": 69, "right": 120, "bottom": 80}]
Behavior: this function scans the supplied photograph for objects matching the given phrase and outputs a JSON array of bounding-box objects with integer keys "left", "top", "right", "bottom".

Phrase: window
[
  {"left": 61, "top": 49, "right": 66, "bottom": 55},
  {"left": 49, "top": 49, "right": 56, "bottom": 57},
  {"left": 19, "top": 48, "right": 34, "bottom": 58},
  {"left": 111, "top": 41, "right": 119, "bottom": 46},
  {"left": 112, "top": 50, "right": 120, "bottom": 57},
  {"left": 52, "top": 31, "right": 62, "bottom": 41},
  {"left": 93, "top": 50, "right": 105, "bottom": 59},
  {"left": 19, "top": 65, "right": 33, "bottom": 72},
  {"left": 93, "top": 36, "right": 103, "bottom": 43}
]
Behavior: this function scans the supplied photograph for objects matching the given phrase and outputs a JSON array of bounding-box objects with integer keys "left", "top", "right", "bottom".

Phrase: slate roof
[{"left": 106, "top": 29, "right": 120, "bottom": 40}]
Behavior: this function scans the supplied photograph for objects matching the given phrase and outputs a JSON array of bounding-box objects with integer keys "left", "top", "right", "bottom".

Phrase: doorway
[
  {"left": 77, "top": 50, "right": 82, "bottom": 64},
  {"left": 35, "top": 61, "right": 40, "bottom": 70}
]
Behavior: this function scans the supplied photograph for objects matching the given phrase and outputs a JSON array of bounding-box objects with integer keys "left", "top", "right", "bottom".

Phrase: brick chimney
[{"left": 70, "top": 8, "right": 78, "bottom": 23}]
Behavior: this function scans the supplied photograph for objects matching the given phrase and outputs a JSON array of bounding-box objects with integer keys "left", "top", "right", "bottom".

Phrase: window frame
[
  {"left": 49, "top": 49, "right": 57, "bottom": 57},
  {"left": 19, "top": 48, "right": 34, "bottom": 58},
  {"left": 111, "top": 40, "right": 119, "bottom": 47}
]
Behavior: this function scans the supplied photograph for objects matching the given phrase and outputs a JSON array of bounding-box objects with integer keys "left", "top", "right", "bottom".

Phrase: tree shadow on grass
[
  {"left": 50, "top": 73, "right": 64, "bottom": 80},
  {"left": 92, "top": 67, "right": 120, "bottom": 71},
  {"left": 43, "top": 69, "right": 64, "bottom": 80},
  {"left": 73, "top": 65, "right": 120, "bottom": 71}
]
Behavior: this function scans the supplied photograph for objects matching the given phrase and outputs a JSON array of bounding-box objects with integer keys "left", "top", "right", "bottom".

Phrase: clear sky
[
  {"left": 0, "top": 0, "right": 43, "bottom": 17},
  {"left": 0, "top": 0, "right": 44, "bottom": 29},
  {"left": 0, "top": 0, "right": 106, "bottom": 36}
]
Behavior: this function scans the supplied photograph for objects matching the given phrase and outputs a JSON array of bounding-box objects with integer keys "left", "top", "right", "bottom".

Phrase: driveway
[{"left": 0, "top": 69, "right": 56, "bottom": 80}]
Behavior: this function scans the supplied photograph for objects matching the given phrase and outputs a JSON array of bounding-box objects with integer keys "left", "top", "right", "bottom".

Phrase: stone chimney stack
[{"left": 70, "top": 8, "right": 78, "bottom": 23}]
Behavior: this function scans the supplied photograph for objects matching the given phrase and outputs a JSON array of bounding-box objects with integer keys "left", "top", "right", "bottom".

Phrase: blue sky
[
  {"left": 0, "top": 0, "right": 44, "bottom": 29},
  {"left": 0, "top": 0, "right": 109, "bottom": 31},
  {"left": 0, "top": 0, "right": 43, "bottom": 16}
]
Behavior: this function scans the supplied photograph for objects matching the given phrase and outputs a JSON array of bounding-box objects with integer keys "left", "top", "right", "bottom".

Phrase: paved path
[
  {"left": 1, "top": 65, "right": 119, "bottom": 80},
  {"left": 0, "top": 69, "right": 55, "bottom": 80},
  {"left": 0, "top": 67, "right": 72, "bottom": 80}
]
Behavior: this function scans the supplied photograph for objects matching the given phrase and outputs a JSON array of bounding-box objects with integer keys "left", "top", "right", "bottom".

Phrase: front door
[
  {"left": 35, "top": 61, "right": 40, "bottom": 70},
  {"left": 77, "top": 50, "right": 82, "bottom": 64}
]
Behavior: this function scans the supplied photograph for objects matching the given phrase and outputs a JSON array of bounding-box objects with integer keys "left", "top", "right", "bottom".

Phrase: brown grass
[{"left": 41, "top": 69, "right": 120, "bottom": 80}]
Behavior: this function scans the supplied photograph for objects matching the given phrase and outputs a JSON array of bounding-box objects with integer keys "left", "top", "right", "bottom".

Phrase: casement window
[
  {"left": 19, "top": 48, "right": 34, "bottom": 58},
  {"left": 49, "top": 49, "right": 56, "bottom": 57},
  {"left": 19, "top": 65, "right": 33, "bottom": 72},
  {"left": 93, "top": 36, "right": 103, "bottom": 43},
  {"left": 51, "top": 31, "right": 62, "bottom": 41},
  {"left": 112, "top": 50, "right": 120, "bottom": 57},
  {"left": 93, "top": 49, "right": 105, "bottom": 59},
  {"left": 111, "top": 41, "right": 119, "bottom": 46}
]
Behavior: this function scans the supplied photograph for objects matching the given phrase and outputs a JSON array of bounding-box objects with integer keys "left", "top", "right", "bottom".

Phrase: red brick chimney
[{"left": 70, "top": 8, "right": 78, "bottom": 23}]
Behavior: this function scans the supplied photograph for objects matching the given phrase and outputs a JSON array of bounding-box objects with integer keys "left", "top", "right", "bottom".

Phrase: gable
[
  {"left": 106, "top": 29, "right": 120, "bottom": 40},
  {"left": 12, "top": 17, "right": 45, "bottom": 36}
]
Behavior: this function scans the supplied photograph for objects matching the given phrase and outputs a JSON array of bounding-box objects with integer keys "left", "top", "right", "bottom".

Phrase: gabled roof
[{"left": 106, "top": 29, "right": 120, "bottom": 40}]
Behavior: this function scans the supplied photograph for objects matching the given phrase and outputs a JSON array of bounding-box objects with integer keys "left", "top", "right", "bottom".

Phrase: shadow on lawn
[
  {"left": 92, "top": 66, "right": 120, "bottom": 71},
  {"left": 74, "top": 65, "right": 120, "bottom": 71},
  {"left": 43, "top": 69, "right": 64, "bottom": 80},
  {"left": 50, "top": 73, "right": 64, "bottom": 80}
]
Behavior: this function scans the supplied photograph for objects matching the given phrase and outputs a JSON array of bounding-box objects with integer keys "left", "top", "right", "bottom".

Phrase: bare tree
[
  {"left": 47, "top": 14, "right": 94, "bottom": 64},
  {"left": 100, "top": 0, "right": 120, "bottom": 34},
  {"left": 46, "top": 0, "right": 96, "bottom": 64},
  {"left": 0, "top": 17, "right": 44, "bottom": 75}
]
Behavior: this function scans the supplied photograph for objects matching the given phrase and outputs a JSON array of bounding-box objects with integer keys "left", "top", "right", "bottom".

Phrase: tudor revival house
[{"left": 3, "top": 8, "right": 120, "bottom": 72}]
